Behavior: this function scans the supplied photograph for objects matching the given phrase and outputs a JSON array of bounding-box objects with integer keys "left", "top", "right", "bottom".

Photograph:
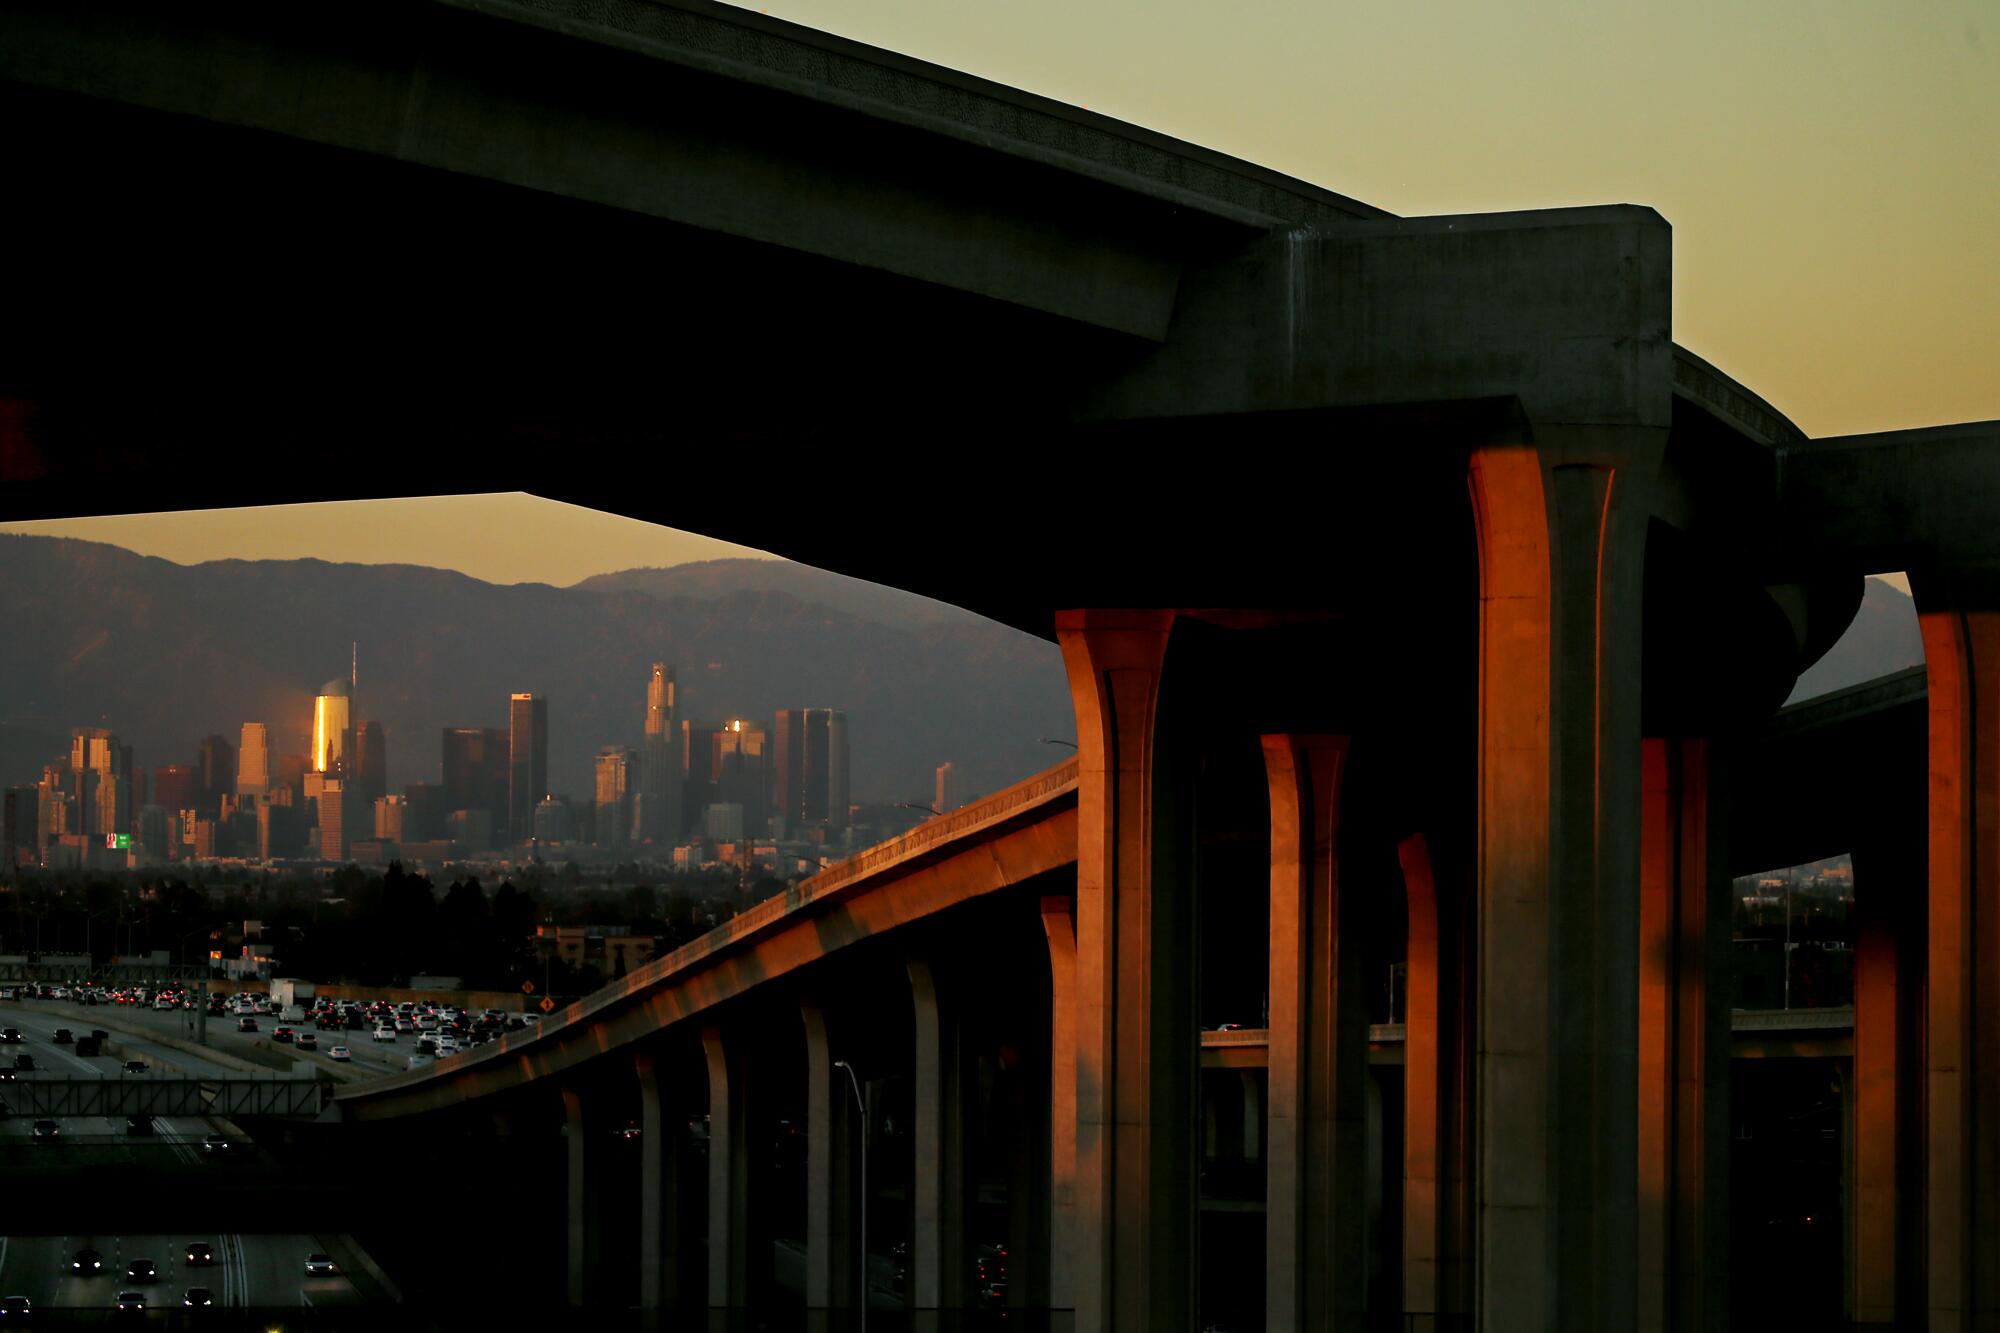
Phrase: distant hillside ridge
[
  {"left": 0, "top": 535, "right": 1068, "bottom": 806},
  {"left": 573, "top": 559, "right": 983, "bottom": 632},
  {"left": 1786, "top": 576, "right": 1925, "bottom": 704}
]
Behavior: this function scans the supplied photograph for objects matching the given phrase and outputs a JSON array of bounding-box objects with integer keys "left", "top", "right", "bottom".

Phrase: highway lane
[
  {"left": 0, "top": 1014, "right": 243, "bottom": 1164},
  {"left": 0, "top": 1230, "right": 366, "bottom": 1311},
  {"left": 2, "top": 995, "right": 415, "bottom": 1081}
]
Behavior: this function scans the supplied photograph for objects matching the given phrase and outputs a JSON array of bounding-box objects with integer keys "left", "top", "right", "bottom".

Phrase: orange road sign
[
  {"left": 521, "top": 981, "right": 536, "bottom": 995},
  {"left": 539, "top": 997, "right": 556, "bottom": 1013}
]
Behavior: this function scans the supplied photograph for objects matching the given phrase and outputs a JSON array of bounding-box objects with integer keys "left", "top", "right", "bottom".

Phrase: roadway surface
[
  {"left": 1, "top": 994, "right": 412, "bottom": 1081},
  {"left": 0, "top": 1232, "right": 363, "bottom": 1311},
  {"left": 0, "top": 1000, "right": 379, "bottom": 1315}
]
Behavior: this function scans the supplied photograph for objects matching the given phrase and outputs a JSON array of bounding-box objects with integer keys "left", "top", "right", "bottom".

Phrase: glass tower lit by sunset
[{"left": 311, "top": 679, "right": 352, "bottom": 774}]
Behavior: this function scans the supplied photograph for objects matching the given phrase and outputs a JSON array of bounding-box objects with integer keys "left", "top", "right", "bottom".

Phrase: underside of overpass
[{"left": 4, "top": 2, "right": 2000, "bottom": 1330}]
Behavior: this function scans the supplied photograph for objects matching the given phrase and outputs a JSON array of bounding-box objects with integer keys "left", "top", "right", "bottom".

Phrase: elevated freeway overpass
[{"left": 4, "top": 1, "right": 1999, "bottom": 1328}]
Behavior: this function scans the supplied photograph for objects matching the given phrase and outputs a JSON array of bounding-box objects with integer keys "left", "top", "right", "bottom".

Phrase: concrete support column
[
  {"left": 1240, "top": 1070, "right": 1262, "bottom": 1161},
  {"left": 636, "top": 1051, "right": 680, "bottom": 1313},
  {"left": 1851, "top": 881, "right": 1899, "bottom": 1326},
  {"left": 801, "top": 1001, "right": 853, "bottom": 1317},
  {"left": 1263, "top": 732, "right": 1363, "bottom": 1330},
  {"left": 1636, "top": 739, "right": 1731, "bottom": 1332},
  {"left": 1469, "top": 438, "right": 1656, "bottom": 1332},
  {"left": 563, "top": 1084, "right": 592, "bottom": 1308},
  {"left": 1399, "top": 833, "right": 1443, "bottom": 1328},
  {"left": 1916, "top": 600, "right": 2000, "bottom": 1329},
  {"left": 702, "top": 1023, "right": 748, "bottom": 1312},
  {"left": 1056, "top": 608, "right": 1193, "bottom": 1333},
  {"left": 1041, "top": 894, "right": 1078, "bottom": 1318},
  {"left": 909, "top": 956, "right": 966, "bottom": 1321}
]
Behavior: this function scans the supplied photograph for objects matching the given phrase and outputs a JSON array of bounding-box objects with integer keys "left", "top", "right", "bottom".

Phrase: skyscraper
[
  {"left": 595, "top": 746, "right": 637, "bottom": 851},
  {"left": 773, "top": 708, "right": 851, "bottom": 834},
  {"left": 312, "top": 679, "right": 352, "bottom": 774},
  {"left": 508, "top": 693, "right": 548, "bottom": 845},
  {"left": 237, "top": 722, "right": 271, "bottom": 798},
  {"left": 936, "top": 762, "right": 967, "bottom": 813},
  {"left": 353, "top": 720, "right": 386, "bottom": 806},
  {"left": 153, "top": 765, "right": 198, "bottom": 814},
  {"left": 639, "top": 662, "right": 679, "bottom": 845},
  {"left": 441, "top": 726, "right": 508, "bottom": 833},
  {"left": 197, "top": 733, "right": 235, "bottom": 816},
  {"left": 69, "top": 729, "right": 132, "bottom": 841},
  {"left": 714, "top": 719, "right": 770, "bottom": 837}
]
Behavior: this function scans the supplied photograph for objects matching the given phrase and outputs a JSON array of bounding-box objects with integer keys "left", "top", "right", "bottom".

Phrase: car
[
  {"left": 618, "top": 1119, "right": 641, "bottom": 1140},
  {"left": 297, "top": 1032, "right": 318, "bottom": 1050},
  {"left": 70, "top": 1247, "right": 103, "bottom": 1274},
  {"left": 372, "top": 1026, "right": 395, "bottom": 1042},
  {"left": 0, "top": 1028, "right": 19, "bottom": 1044},
  {"left": 238, "top": 1016, "right": 258, "bottom": 1031},
  {"left": 122, "top": 1059, "right": 147, "bottom": 1074},
  {"left": 31, "top": 1119, "right": 56, "bottom": 1139},
  {"left": 0, "top": 1068, "right": 16, "bottom": 1082},
  {"left": 272, "top": 1026, "right": 294, "bottom": 1043},
  {"left": 185, "top": 1243, "right": 213, "bottom": 1266},
  {"left": 182, "top": 1286, "right": 214, "bottom": 1307},
  {"left": 0, "top": 1296, "right": 29, "bottom": 1318},
  {"left": 328, "top": 1045, "right": 351, "bottom": 1061},
  {"left": 394, "top": 1019, "right": 414, "bottom": 1033},
  {"left": 52, "top": 1027, "right": 72, "bottom": 1043},
  {"left": 304, "top": 1254, "right": 336, "bottom": 1275},
  {"left": 116, "top": 1291, "right": 145, "bottom": 1310},
  {"left": 13, "top": 1054, "right": 33, "bottom": 1071},
  {"left": 125, "top": 1259, "right": 157, "bottom": 1282},
  {"left": 201, "top": 1133, "right": 229, "bottom": 1153},
  {"left": 126, "top": 1115, "right": 155, "bottom": 1136}
]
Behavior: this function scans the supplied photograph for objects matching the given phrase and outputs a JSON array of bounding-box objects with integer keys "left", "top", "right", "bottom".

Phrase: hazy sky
[
  {"left": 2, "top": 1, "right": 1990, "bottom": 585},
  {"left": 0, "top": 496, "right": 777, "bottom": 587}
]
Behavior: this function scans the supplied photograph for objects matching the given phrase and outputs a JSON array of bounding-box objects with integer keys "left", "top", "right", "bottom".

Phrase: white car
[
  {"left": 328, "top": 1046, "right": 351, "bottom": 1062},
  {"left": 371, "top": 1026, "right": 396, "bottom": 1042},
  {"left": 435, "top": 1038, "right": 460, "bottom": 1057}
]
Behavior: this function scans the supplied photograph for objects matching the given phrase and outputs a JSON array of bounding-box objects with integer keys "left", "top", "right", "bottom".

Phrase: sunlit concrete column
[
  {"left": 1636, "top": 739, "right": 1731, "bottom": 1332},
  {"left": 909, "top": 956, "right": 966, "bottom": 1324},
  {"left": 1263, "top": 732, "right": 1361, "bottom": 1330},
  {"left": 563, "top": 1084, "right": 592, "bottom": 1307},
  {"left": 1850, "top": 874, "right": 1899, "bottom": 1327},
  {"left": 636, "top": 1051, "right": 680, "bottom": 1313},
  {"left": 801, "top": 1001, "right": 853, "bottom": 1321},
  {"left": 1056, "top": 608, "right": 1193, "bottom": 1333},
  {"left": 702, "top": 1023, "right": 748, "bottom": 1312},
  {"left": 1470, "top": 438, "right": 1657, "bottom": 1331},
  {"left": 1399, "top": 833, "right": 1443, "bottom": 1329},
  {"left": 1041, "top": 894, "right": 1078, "bottom": 1320},
  {"left": 1916, "top": 597, "right": 2000, "bottom": 1330}
]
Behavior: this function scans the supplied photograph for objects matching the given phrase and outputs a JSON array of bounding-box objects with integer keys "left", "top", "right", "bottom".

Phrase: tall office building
[
  {"left": 69, "top": 728, "right": 132, "bottom": 841},
  {"left": 638, "top": 662, "right": 679, "bottom": 845},
  {"left": 441, "top": 727, "right": 509, "bottom": 832},
  {"left": 401, "top": 782, "right": 446, "bottom": 843},
  {"left": 713, "top": 719, "right": 770, "bottom": 836},
  {"left": 197, "top": 733, "right": 235, "bottom": 816},
  {"left": 508, "top": 693, "right": 548, "bottom": 845},
  {"left": 936, "top": 762, "right": 967, "bottom": 814},
  {"left": 353, "top": 721, "right": 387, "bottom": 805},
  {"left": 312, "top": 679, "right": 352, "bottom": 774},
  {"left": 3, "top": 785, "right": 36, "bottom": 871},
  {"left": 773, "top": 708, "right": 850, "bottom": 834},
  {"left": 595, "top": 746, "right": 637, "bottom": 851},
  {"left": 153, "top": 765, "right": 198, "bottom": 814},
  {"left": 306, "top": 773, "right": 354, "bottom": 861},
  {"left": 237, "top": 722, "right": 271, "bottom": 797}
]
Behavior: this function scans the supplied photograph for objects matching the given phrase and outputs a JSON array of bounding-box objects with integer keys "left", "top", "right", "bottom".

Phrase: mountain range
[
  {"left": 0, "top": 536, "right": 1925, "bottom": 811},
  {"left": 0, "top": 538, "right": 1071, "bottom": 806}
]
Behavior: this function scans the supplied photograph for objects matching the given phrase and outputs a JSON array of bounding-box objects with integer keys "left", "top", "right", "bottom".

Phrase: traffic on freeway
[
  {"left": 2, "top": 983, "right": 539, "bottom": 1084},
  {"left": 0, "top": 1232, "right": 362, "bottom": 1315}
]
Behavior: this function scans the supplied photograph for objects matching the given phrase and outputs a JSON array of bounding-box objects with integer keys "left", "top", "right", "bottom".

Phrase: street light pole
[{"left": 834, "top": 1059, "right": 866, "bottom": 1333}]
